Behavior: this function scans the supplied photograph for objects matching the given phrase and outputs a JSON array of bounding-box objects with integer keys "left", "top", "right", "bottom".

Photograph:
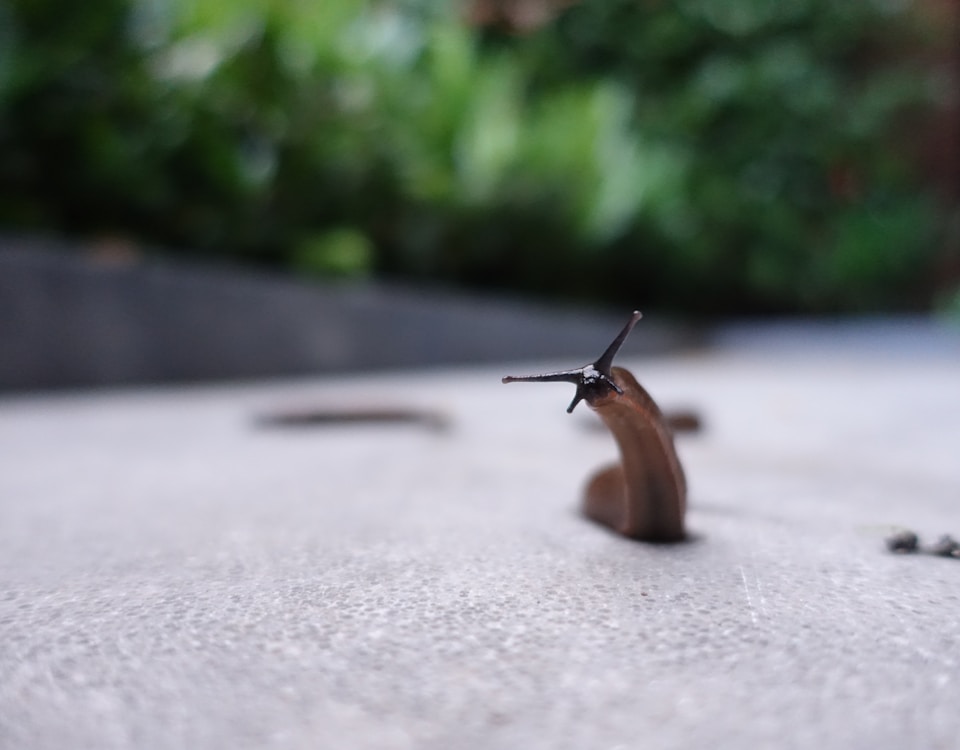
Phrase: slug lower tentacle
[{"left": 502, "top": 311, "right": 687, "bottom": 542}]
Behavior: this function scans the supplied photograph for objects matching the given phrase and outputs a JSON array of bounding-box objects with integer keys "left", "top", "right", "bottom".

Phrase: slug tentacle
[
  {"left": 502, "top": 311, "right": 687, "bottom": 542},
  {"left": 501, "top": 311, "right": 640, "bottom": 413}
]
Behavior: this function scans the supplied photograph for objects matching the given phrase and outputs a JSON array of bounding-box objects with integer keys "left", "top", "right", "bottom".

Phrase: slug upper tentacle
[{"left": 502, "top": 311, "right": 687, "bottom": 542}]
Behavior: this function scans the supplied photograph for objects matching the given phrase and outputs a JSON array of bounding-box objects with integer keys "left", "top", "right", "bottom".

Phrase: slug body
[
  {"left": 503, "top": 312, "right": 687, "bottom": 542},
  {"left": 582, "top": 365, "right": 686, "bottom": 541}
]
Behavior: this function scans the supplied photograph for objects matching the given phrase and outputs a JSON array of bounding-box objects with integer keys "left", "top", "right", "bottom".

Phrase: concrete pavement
[{"left": 2, "top": 328, "right": 959, "bottom": 749}]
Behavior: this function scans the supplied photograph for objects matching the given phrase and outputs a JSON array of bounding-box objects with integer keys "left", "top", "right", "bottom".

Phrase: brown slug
[{"left": 502, "top": 311, "right": 687, "bottom": 542}]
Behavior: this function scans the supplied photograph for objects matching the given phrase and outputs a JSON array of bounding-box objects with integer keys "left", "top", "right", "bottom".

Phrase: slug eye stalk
[{"left": 502, "top": 311, "right": 642, "bottom": 413}]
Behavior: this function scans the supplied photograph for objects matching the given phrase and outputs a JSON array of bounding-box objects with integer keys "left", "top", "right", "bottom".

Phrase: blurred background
[{"left": 1, "top": 0, "right": 959, "bottom": 388}]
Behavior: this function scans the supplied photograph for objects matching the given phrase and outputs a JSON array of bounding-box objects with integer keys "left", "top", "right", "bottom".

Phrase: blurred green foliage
[{"left": 0, "top": 0, "right": 949, "bottom": 312}]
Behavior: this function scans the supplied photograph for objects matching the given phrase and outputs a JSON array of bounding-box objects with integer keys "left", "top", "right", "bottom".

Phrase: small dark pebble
[
  {"left": 926, "top": 535, "right": 960, "bottom": 558},
  {"left": 886, "top": 530, "right": 919, "bottom": 553}
]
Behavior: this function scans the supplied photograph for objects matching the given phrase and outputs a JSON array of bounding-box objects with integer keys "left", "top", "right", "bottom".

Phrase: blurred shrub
[{"left": 0, "top": 0, "right": 949, "bottom": 312}]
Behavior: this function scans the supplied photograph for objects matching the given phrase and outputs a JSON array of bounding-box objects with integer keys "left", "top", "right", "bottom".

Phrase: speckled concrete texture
[{"left": 1, "top": 335, "right": 959, "bottom": 749}]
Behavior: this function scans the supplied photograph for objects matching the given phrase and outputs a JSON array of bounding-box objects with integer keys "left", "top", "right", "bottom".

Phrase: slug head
[{"left": 502, "top": 311, "right": 642, "bottom": 413}]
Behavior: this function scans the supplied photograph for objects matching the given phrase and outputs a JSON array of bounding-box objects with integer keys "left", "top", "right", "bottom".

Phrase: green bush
[{"left": 0, "top": 0, "right": 949, "bottom": 313}]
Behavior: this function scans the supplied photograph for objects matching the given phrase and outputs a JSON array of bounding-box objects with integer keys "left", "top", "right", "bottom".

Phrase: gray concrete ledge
[{"left": 0, "top": 236, "right": 695, "bottom": 391}]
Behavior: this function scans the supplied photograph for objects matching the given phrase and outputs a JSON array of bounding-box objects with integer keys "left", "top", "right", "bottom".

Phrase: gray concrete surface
[{"left": 1, "top": 332, "right": 959, "bottom": 749}]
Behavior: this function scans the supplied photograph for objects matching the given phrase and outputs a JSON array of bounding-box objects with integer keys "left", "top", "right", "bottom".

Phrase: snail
[{"left": 502, "top": 311, "right": 687, "bottom": 542}]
